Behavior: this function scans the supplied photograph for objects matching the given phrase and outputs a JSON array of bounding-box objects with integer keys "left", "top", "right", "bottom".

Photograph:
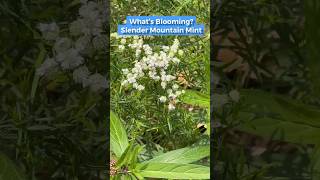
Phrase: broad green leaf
[
  {"left": 132, "top": 171, "right": 144, "bottom": 180},
  {"left": 137, "top": 162, "right": 210, "bottom": 179},
  {"left": 144, "top": 145, "right": 209, "bottom": 164},
  {"left": 116, "top": 142, "right": 142, "bottom": 169},
  {"left": 129, "top": 145, "right": 143, "bottom": 168},
  {"left": 110, "top": 111, "right": 129, "bottom": 158},
  {"left": 237, "top": 89, "right": 320, "bottom": 144},
  {"left": 116, "top": 142, "right": 134, "bottom": 168},
  {"left": 240, "top": 89, "right": 320, "bottom": 127},
  {"left": 0, "top": 153, "right": 26, "bottom": 180},
  {"left": 237, "top": 113, "right": 320, "bottom": 144},
  {"left": 181, "top": 90, "right": 210, "bottom": 108}
]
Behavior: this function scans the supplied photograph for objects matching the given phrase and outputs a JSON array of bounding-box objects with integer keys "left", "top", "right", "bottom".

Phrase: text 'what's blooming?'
[{"left": 118, "top": 16, "right": 204, "bottom": 36}]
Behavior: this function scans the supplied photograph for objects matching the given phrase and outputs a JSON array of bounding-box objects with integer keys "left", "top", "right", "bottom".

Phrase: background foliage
[
  {"left": 0, "top": 0, "right": 108, "bottom": 179},
  {"left": 213, "top": 0, "right": 320, "bottom": 179}
]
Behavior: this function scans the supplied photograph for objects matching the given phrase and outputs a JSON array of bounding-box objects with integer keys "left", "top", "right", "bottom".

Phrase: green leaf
[
  {"left": 311, "top": 145, "right": 320, "bottom": 179},
  {"left": 137, "top": 162, "right": 210, "bottom": 179},
  {"left": 305, "top": 0, "right": 320, "bottom": 96},
  {"left": 206, "top": 122, "right": 210, "bottom": 135},
  {"left": 181, "top": 90, "right": 210, "bottom": 108},
  {"left": 132, "top": 172, "right": 144, "bottom": 180},
  {"left": 31, "top": 44, "right": 46, "bottom": 104},
  {"left": 116, "top": 142, "right": 134, "bottom": 168},
  {"left": 129, "top": 145, "right": 143, "bottom": 168},
  {"left": 144, "top": 145, "right": 209, "bottom": 164},
  {"left": 110, "top": 111, "right": 129, "bottom": 158},
  {"left": 0, "top": 153, "right": 26, "bottom": 180},
  {"left": 237, "top": 89, "right": 320, "bottom": 144},
  {"left": 240, "top": 89, "right": 320, "bottom": 127},
  {"left": 116, "top": 142, "right": 142, "bottom": 169},
  {"left": 237, "top": 114, "right": 320, "bottom": 144}
]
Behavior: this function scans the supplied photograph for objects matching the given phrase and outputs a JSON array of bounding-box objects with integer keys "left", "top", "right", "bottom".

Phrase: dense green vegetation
[{"left": 213, "top": 0, "right": 320, "bottom": 179}]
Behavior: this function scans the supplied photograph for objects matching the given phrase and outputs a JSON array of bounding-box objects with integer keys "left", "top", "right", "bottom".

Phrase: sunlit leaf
[
  {"left": 137, "top": 162, "right": 210, "bottom": 179},
  {"left": 110, "top": 111, "right": 129, "bottom": 158},
  {"left": 144, "top": 145, "right": 209, "bottom": 164}
]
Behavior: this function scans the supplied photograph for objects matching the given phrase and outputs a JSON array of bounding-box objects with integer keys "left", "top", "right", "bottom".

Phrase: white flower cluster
[
  {"left": 112, "top": 34, "right": 185, "bottom": 110},
  {"left": 37, "top": 0, "right": 107, "bottom": 92}
]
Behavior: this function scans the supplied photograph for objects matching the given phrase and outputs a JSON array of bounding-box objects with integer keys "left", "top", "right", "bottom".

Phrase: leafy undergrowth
[{"left": 213, "top": 0, "right": 320, "bottom": 179}]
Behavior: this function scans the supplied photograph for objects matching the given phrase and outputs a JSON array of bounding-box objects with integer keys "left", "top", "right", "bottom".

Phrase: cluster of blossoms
[
  {"left": 37, "top": 0, "right": 107, "bottom": 92},
  {"left": 111, "top": 33, "right": 185, "bottom": 110},
  {"left": 109, "top": 159, "right": 117, "bottom": 176}
]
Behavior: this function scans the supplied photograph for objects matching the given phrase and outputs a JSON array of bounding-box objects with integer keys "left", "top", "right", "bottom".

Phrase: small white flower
[
  {"left": 143, "top": 44, "right": 152, "bottom": 55},
  {"left": 127, "top": 76, "right": 136, "bottom": 83},
  {"left": 167, "top": 89, "right": 173, "bottom": 94},
  {"left": 110, "top": 32, "right": 119, "bottom": 39},
  {"left": 168, "top": 103, "right": 175, "bottom": 111},
  {"left": 133, "top": 83, "right": 139, "bottom": 89},
  {"left": 161, "top": 82, "right": 167, "bottom": 89},
  {"left": 172, "top": 84, "right": 179, "bottom": 90},
  {"left": 82, "top": 17, "right": 103, "bottom": 36},
  {"left": 121, "top": 38, "right": 126, "bottom": 45},
  {"left": 175, "top": 91, "right": 182, "bottom": 96},
  {"left": 168, "top": 51, "right": 175, "bottom": 57},
  {"left": 137, "top": 85, "right": 145, "bottom": 91},
  {"left": 188, "top": 107, "right": 194, "bottom": 111},
  {"left": 178, "top": 50, "right": 184, "bottom": 56},
  {"left": 165, "top": 75, "right": 175, "bottom": 81},
  {"left": 79, "top": 1, "right": 99, "bottom": 19},
  {"left": 75, "top": 35, "right": 90, "bottom": 51},
  {"left": 181, "top": 90, "right": 185, "bottom": 94},
  {"left": 168, "top": 93, "right": 176, "bottom": 99},
  {"left": 138, "top": 39, "right": 143, "bottom": 46},
  {"left": 38, "top": 22, "right": 60, "bottom": 40},
  {"left": 54, "top": 37, "right": 72, "bottom": 53},
  {"left": 121, "top": 80, "right": 128, "bottom": 86},
  {"left": 122, "top": 68, "right": 129, "bottom": 75},
  {"left": 56, "top": 48, "right": 84, "bottom": 70},
  {"left": 85, "top": 73, "right": 108, "bottom": 91},
  {"left": 162, "top": 46, "right": 170, "bottom": 52},
  {"left": 118, "top": 45, "right": 125, "bottom": 51},
  {"left": 159, "top": 96, "right": 167, "bottom": 102},
  {"left": 73, "top": 66, "right": 90, "bottom": 84},
  {"left": 135, "top": 49, "right": 141, "bottom": 57},
  {"left": 36, "top": 57, "right": 58, "bottom": 76},
  {"left": 172, "top": 57, "right": 180, "bottom": 64}
]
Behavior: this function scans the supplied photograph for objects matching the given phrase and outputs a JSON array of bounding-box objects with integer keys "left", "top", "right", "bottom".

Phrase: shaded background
[
  {"left": 212, "top": 0, "right": 320, "bottom": 179},
  {"left": 0, "top": 0, "right": 109, "bottom": 179}
]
